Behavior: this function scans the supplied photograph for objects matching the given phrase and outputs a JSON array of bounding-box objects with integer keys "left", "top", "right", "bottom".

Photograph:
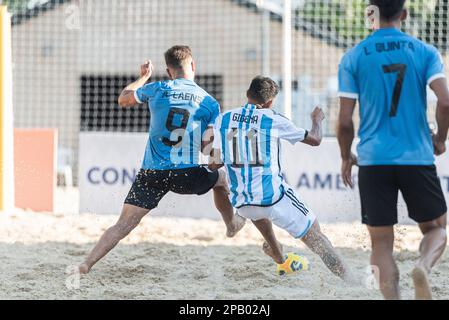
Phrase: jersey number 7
[{"left": 383, "top": 64, "right": 407, "bottom": 117}]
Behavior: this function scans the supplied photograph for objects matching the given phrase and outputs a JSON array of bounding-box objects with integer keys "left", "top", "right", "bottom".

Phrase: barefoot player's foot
[
  {"left": 78, "top": 263, "right": 91, "bottom": 275},
  {"left": 226, "top": 214, "right": 246, "bottom": 238},
  {"left": 412, "top": 266, "right": 432, "bottom": 300},
  {"left": 262, "top": 241, "right": 284, "bottom": 262}
]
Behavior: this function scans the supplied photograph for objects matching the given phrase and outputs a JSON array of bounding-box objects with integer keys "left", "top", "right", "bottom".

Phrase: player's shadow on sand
[{"left": 1, "top": 241, "right": 448, "bottom": 300}]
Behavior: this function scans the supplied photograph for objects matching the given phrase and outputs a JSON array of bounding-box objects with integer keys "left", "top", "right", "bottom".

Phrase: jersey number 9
[{"left": 162, "top": 107, "right": 190, "bottom": 147}]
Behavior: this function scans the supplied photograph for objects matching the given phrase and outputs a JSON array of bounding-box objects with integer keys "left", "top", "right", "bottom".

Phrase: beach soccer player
[
  {"left": 211, "top": 76, "right": 351, "bottom": 279},
  {"left": 337, "top": 0, "right": 449, "bottom": 299},
  {"left": 78, "top": 45, "right": 245, "bottom": 274}
]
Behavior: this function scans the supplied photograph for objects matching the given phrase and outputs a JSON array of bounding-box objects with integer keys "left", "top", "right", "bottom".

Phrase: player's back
[
  {"left": 214, "top": 104, "right": 307, "bottom": 208},
  {"left": 135, "top": 78, "right": 219, "bottom": 170},
  {"left": 339, "top": 28, "right": 445, "bottom": 165}
]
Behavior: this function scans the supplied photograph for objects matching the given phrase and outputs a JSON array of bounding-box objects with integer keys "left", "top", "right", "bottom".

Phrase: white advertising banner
[
  {"left": 282, "top": 139, "right": 449, "bottom": 224},
  {"left": 79, "top": 133, "right": 449, "bottom": 223},
  {"left": 78, "top": 132, "right": 218, "bottom": 218}
]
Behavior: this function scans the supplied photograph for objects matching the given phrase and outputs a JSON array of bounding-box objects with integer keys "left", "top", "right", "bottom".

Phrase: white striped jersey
[{"left": 213, "top": 104, "right": 307, "bottom": 208}]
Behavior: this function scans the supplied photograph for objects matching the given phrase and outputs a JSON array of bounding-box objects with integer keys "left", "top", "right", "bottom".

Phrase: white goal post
[{"left": 0, "top": 5, "right": 14, "bottom": 212}]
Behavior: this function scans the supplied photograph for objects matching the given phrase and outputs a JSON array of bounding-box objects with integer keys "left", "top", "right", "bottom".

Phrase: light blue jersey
[
  {"left": 213, "top": 104, "right": 307, "bottom": 208},
  {"left": 134, "top": 78, "right": 220, "bottom": 170},
  {"left": 338, "top": 28, "right": 446, "bottom": 166}
]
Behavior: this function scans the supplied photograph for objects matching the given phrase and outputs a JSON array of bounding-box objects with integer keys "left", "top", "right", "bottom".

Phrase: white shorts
[{"left": 238, "top": 186, "right": 316, "bottom": 239}]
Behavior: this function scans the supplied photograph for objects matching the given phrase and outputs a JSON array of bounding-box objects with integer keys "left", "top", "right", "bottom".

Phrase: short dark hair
[
  {"left": 164, "top": 45, "right": 192, "bottom": 70},
  {"left": 369, "top": 0, "right": 406, "bottom": 21},
  {"left": 247, "top": 76, "right": 280, "bottom": 104}
]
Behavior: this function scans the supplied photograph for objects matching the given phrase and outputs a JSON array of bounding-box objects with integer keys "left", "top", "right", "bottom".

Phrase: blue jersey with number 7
[
  {"left": 338, "top": 28, "right": 446, "bottom": 166},
  {"left": 134, "top": 78, "right": 220, "bottom": 170}
]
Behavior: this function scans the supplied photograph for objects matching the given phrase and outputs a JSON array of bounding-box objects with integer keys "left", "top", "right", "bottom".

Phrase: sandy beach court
[{"left": 1, "top": 210, "right": 448, "bottom": 300}]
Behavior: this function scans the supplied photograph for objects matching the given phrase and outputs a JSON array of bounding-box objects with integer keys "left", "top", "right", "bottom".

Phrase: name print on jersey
[
  {"left": 364, "top": 40, "right": 415, "bottom": 56},
  {"left": 232, "top": 113, "right": 259, "bottom": 125},
  {"left": 162, "top": 90, "right": 203, "bottom": 104}
]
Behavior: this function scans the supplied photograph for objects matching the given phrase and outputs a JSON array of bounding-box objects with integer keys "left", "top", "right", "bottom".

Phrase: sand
[{"left": 1, "top": 209, "right": 449, "bottom": 300}]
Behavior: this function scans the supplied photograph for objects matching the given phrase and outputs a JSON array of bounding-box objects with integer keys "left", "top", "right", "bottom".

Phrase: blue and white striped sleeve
[{"left": 273, "top": 114, "right": 307, "bottom": 145}]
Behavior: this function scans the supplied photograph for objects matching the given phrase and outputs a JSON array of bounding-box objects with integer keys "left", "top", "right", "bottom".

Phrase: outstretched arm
[
  {"left": 118, "top": 60, "right": 154, "bottom": 108},
  {"left": 302, "top": 107, "right": 325, "bottom": 147},
  {"left": 337, "top": 97, "right": 358, "bottom": 188},
  {"left": 430, "top": 78, "right": 449, "bottom": 156}
]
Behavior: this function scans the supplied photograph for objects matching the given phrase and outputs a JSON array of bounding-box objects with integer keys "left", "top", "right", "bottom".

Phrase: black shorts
[
  {"left": 358, "top": 165, "right": 447, "bottom": 227},
  {"left": 124, "top": 166, "right": 219, "bottom": 210}
]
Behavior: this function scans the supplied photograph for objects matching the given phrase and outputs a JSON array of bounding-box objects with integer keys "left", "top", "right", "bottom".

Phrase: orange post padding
[{"left": 14, "top": 129, "right": 57, "bottom": 212}]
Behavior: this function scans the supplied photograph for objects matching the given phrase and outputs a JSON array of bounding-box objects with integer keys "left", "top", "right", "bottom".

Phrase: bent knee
[
  {"left": 213, "top": 170, "right": 229, "bottom": 190},
  {"left": 115, "top": 220, "right": 139, "bottom": 237},
  {"left": 420, "top": 214, "right": 447, "bottom": 232},
  {"left": 302, "top": 229, "right": 330, "bottom": 254},
  {"left": 302, "top": 221, "right": 323, "bottom": 243},
  {"left": 216, "top": 169, "right": 228, "bottom": 184},
  {"left": 420, "top": 223, "right": 448, "bottom": 239},
  {"left": 436, "top": 227, "right": 448, "bottom": 243}
]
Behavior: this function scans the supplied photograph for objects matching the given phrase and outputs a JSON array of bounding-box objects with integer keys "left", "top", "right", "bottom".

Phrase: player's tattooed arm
[
  {"left": 302, "top": 107, "right": 325, "bottom": 147},
  {"left": 337, "top": 98, "right": 358, "bottom": 188},
  {"left": 118, "top": 60, "right": 154, "bottom": 108},
  {"left": 430, "top": 77, "right": 449, "bottom": 156}
]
